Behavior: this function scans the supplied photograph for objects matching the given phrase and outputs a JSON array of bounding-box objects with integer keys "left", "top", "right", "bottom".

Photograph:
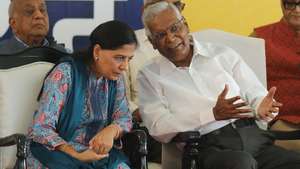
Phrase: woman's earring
[{"left": 95, "top": 57, "right": 99, "bottom": 61}]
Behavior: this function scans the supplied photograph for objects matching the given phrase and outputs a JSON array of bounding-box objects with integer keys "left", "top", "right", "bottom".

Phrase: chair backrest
[
  {"left": 195, "top": 29, "right": 268, "bottom": 131},
  {"left": 193, "top": 29, "right": 267, "bottom": 87},
  {"left": 0, "top": 47, "right": 68, "bottom": 169}
]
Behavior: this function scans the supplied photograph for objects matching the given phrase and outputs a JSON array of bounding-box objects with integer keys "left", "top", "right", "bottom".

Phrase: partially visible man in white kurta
[
  {"left": 124, "top": 0, "right": 185, "bottom": 166},
  {"left": 125, "top": 0, "right": 185, "bottom": 123},
  {"left": 137, "top": 2, "right": 300, "bottom": 169}
]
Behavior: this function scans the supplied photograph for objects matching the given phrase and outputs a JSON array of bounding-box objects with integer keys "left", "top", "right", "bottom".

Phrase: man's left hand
[{"left": 257, "top": 87, "right": 282, "bottom": 121}]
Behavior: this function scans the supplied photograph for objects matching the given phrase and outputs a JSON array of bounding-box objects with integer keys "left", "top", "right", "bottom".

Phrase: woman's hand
[
  {"left": 75, "top": 149, "right": 109, "bottom": 162},
  {"left": 89, "top": 124, "right": 121, "bottom": 155},
  {"left": 57, "top": 144, "right": 108, "bottom": 162}
]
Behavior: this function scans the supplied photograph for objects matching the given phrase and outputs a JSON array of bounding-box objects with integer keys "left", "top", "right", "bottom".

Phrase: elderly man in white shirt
[
  {"left": 138, "top": 2, "right": 300, "bottom": 169},
  {"left": 125, "top": 0, "right": 185, "bottom": 123}
]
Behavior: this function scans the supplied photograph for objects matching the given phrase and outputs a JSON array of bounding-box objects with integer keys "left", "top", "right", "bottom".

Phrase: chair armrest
[
  {"left": 0, "top": 134, "right": 24, "bottom": 146},
  {"left": 270, "top": 130, "right": 300, "bottom": 140},
  {"left": 127, "top": 129, "right": 148, "bottom": 156},
  {"left": 0, "top": 133, "right": 29, "bottom": 158},
  {"left": 0, "top": 134, "right": 29, "bottom": 169},
  {"left": 123, "top": 129, "right": 148, "bottom": 169},
  {"left": 172, "top": 131, "right": 201, "bottom": 143},
  {"left": 0, "top": 134, "right": 28, "bottom": 147}
]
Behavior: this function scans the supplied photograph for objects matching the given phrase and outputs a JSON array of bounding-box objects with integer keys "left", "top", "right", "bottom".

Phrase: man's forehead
[
  {"left": 149, "top": 8, "right": 179, "bottom": 30},
  {"left": 17, "top": 0, "right": 45, "bottom": 7}
]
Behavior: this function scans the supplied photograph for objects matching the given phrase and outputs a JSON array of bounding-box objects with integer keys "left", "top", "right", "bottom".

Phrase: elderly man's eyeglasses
[
  {"left": 151, "top": 18, "right": 185, "bottom": 41},
  {"left": 283, "top": 1, "right": 300, "bottom": 10},
  {"left": 173, "top": 1, "right": 185, "bottom": 11}
]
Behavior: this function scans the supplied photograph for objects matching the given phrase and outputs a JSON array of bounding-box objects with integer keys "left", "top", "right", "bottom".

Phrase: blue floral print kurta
[{"left": 27, "top": 62, "right": 132, "bottom": 169}]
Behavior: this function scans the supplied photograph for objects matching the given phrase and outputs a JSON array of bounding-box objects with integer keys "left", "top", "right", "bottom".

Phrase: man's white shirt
[{"left": 137, "top": 37, "right": 267, "bottom": 143}]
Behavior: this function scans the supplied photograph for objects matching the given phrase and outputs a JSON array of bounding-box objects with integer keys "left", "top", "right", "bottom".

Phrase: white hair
[
  {"left": 8, "top": 0, "right": 15, "bottom": 18},
  {"left": 144, "top": 0, "right": 157, "bottom": 5},
  {"left": 142, "top": 1, "right": 182, "bottom": 38}
]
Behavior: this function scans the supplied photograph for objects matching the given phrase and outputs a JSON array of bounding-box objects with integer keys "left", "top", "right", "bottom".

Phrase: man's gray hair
[
  {"left": 144, "top": 0, "right": 158, "bottom": 5},
  {"left": 142, "top": 1, "right": 182, "bottom": 38},
  {"left": 8, "top": 0, "right": 16, "bottom": 18}
]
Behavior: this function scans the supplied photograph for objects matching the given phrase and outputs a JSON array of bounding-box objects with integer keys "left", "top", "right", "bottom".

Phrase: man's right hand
[{"left": 213, "top": 84, "right": 253, "bottom": 120}]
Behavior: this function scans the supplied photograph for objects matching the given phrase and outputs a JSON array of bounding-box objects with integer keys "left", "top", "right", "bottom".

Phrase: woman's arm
[
  {"left": 89, "top": 76, "right": 131, "bottom": 154},
  {"left": 57, "top": 143, "right": 109, "bottom": 162},
  {"left": 28, "top": 63, "right": 72, "bottom": 150},
  {"left": 111, "top": 75, "right": 133, "bottom": 135}
]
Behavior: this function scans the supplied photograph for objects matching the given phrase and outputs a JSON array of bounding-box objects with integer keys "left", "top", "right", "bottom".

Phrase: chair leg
[
  {"left": 182, "top": 154, "right": 199, "bottom": 169},
  {"left": 182, "top": 142, "right": 201, "bottom": 169},
  {"left": 14, "top": 135, "right": 28, "bottom": 169},
  {"left": 14, "top": 159, "right": 27, "bottom": 169},
  {"left": 140, "top": 156, "right": 148, "bottom": 169}
]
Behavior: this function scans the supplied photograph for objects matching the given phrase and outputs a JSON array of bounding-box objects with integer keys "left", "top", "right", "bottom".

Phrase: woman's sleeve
[
  {"left": 28, "top": 63, "right": 72, "bottom": 150},
  {"left": 111, "top": 75, "right": 132, "bottom": 133}
]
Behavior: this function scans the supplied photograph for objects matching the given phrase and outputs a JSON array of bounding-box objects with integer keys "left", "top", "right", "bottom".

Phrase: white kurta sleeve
[
  {"left": 220, "top": 48, "right": 267, "bottom": 116},
  {"left": 137, "top": 68, "right": 216, "bottom": 143}
]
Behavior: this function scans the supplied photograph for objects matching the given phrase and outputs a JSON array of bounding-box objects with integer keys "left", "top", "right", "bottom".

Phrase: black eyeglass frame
[
  {"left": 173, "top": 1, "right": 186, "bottom": 11},
  {"left": 151, "top": 17, "right": 186, "bottom": 41},
  {"left": 283, "top": 0, "right": 300, "bottom": 10}
]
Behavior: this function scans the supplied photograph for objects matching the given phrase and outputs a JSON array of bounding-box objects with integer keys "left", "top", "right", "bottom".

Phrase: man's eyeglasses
[
  {"left": 173, "top": 1, "right": 185, "bottom": 11},
  {"left": 151, "top": 18, "right": 185, "bottom": 41},
  {"left": 283, "top": 0, "right": 300, "bottom": 10}
]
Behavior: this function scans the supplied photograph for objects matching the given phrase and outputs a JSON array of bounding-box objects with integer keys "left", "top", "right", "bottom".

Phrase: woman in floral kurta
[{"left": 27, "top": 20, "right": 137, "bottom": 169}]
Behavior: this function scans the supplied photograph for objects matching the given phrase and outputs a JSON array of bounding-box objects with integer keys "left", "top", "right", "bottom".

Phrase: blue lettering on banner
[{"left": 0, "top": 0, "right": 143, "bottom": 50}]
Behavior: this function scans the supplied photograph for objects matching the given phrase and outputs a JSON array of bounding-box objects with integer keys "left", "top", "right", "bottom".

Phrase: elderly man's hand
[
  {"left": 257, "top": 87, "right": 282, "bottom": 121},
  {"left": 213, "top": 84, "right": 253, "bottom": 120}
]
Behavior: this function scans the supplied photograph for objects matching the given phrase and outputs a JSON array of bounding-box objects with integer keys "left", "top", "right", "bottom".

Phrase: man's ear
[
  {"left": 148, "top": 36, "right": 158, "bottom": 50},
  {"left": 9, "top": 18, "right": 17, "bottom": 34}
]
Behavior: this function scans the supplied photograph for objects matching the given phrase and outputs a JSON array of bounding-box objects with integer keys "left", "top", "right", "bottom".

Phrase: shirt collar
[{"left": 14, "top": 35, "right": 49, "bottom": 47}]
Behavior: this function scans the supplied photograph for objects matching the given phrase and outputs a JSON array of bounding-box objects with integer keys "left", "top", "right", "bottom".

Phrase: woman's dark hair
[{"left": 73, "top": 20, "right": 138, "bottom": 64}]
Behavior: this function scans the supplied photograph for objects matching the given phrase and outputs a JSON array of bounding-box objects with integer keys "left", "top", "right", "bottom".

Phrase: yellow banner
[{"left": 182, "top": 0, "right": 282, "bottom": 35}]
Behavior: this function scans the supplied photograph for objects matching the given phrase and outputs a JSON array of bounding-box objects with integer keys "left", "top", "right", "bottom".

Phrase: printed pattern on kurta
[{"left": 27, "top": 62, "right": 132, "bottom": 169}]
